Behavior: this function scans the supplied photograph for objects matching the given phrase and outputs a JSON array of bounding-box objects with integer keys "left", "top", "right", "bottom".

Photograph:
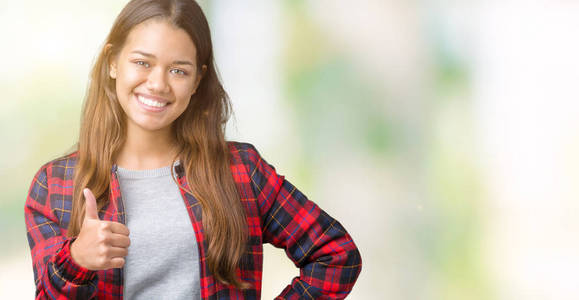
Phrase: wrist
[
  {"left": 69, "top": 237, "right": 85, "bottom": 269},
  {"left": 53, "top": 238, "right": 97, "bottom": 284}
]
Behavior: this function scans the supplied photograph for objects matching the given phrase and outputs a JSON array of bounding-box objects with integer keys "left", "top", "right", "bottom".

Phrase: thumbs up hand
[{"left": 70, "top": 188, "right": 131, "bottom": 270}]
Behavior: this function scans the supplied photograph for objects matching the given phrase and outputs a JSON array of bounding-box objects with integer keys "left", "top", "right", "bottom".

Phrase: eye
[
  {"left": 135, "top": 60, "right": 150, "bottom": 68},
  {"left": 170, "top": 68, "right": 187, "bottom": 76}
]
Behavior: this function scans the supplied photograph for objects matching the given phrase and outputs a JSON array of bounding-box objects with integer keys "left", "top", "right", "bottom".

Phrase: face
[{"left": 109, "top": 18, "right": 206, "bottom": 134}]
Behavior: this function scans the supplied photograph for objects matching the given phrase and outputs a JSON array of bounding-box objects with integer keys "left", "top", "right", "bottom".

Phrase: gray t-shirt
[{"left": 117, "top": 161, "right": 200, "bottom": 299}]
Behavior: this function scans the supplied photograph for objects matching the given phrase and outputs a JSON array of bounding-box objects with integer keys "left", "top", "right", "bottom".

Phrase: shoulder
[
  {"left": 227, "top": 140, "right": 259, "bottom": 159},
  {"left": 226, "top": 141, "right": 267, "bottom": 167},
  {"left": 227, "top": 140, "right": 258, "bottom": 153},
  {"left": 33, "top": 151, "right": 79, "bottom": 182},
  {"left": 226, "top": 141, "right": 282, "bottom": 184},
  {"left": 27, "top": 151, "right": 78, "bottom": 209}
]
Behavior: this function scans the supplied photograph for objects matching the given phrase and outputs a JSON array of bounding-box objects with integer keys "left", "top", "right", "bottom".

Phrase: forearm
[
  {"left": 32, "top": 237, "right": 99, "bottom": 299},
  {"left": 270, "top": 213, "right": 362, "bottom": 299}
]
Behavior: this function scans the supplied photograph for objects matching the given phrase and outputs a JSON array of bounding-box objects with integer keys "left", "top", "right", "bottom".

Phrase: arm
[
  {"left": 24, "top": 164, "right": 98, "bottom": 299},
  {"left": 244, "top": 144, "right": 362, "bottom": 299}
]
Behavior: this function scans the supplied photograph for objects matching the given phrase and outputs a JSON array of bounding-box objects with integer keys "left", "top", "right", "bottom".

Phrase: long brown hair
[{"left": 67, "top": 0, "right": 249, "bottom": 289}]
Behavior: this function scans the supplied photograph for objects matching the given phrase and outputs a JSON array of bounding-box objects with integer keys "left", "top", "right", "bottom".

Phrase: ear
[
  {"left": 192, "top": 64, "right": 207, "bottom": 94},
  {"left": 110, "top": 63, "right": 117, "bottom": 79},
  {"left": 109, "top": 60, "right": 118, "bottom": 79},
  {"left": 104, "top": 43, "right": 117, "bottom": 79}
]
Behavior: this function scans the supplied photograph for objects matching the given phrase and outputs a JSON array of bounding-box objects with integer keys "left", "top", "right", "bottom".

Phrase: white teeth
[{"left": 137, "top": 95, "right": 168, "bottom": 108}]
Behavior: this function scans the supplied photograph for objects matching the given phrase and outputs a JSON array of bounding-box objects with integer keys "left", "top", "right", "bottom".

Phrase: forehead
[{"left": 122, "top": 18, "right": 197, "bottom": 61}]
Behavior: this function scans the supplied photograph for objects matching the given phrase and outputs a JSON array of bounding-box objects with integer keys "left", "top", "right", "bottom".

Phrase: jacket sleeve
[
  {"left": 24, "top": 164, "right": 98, "bottom": 299},
  {"left": 244, "top": 144, "right": 362, "bottom": 299}
]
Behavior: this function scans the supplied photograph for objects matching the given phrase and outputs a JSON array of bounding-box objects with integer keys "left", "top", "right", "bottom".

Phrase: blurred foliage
[{"left": 281, "top": 1, "right": 395, "bottom": 194}]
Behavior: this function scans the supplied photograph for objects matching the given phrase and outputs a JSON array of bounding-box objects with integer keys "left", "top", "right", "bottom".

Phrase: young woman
[{"left": 24, "top": 0, "right": 362, "bottom": 299}]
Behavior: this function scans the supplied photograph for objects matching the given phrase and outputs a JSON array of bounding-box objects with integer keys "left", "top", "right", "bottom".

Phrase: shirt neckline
[{"left": 116, "top": 160, "right": 181, "bottom": 179}]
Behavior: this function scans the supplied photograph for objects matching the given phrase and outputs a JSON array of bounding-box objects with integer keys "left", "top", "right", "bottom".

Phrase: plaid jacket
[{"left": 25, "top": 141, "right": 362, "bottom": 299}]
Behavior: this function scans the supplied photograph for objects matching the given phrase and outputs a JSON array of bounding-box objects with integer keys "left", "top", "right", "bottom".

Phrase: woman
[{"left": 24, "top": 0, "right": 362, "bottom": 299}]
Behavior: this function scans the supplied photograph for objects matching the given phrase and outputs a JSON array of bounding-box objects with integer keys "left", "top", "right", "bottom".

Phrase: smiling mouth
[{"left": 136, "top": 94, "right": 169, "bottom": 107}]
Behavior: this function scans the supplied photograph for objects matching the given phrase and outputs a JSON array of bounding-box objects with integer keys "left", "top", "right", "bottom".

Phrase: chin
[{"left": 131, "top": 119, "right": 167, "bottom": 132}]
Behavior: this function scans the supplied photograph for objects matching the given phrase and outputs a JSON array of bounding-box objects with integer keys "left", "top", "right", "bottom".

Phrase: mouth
[{"left": 134, "top": 93, "right": 171, "bottom": 112}]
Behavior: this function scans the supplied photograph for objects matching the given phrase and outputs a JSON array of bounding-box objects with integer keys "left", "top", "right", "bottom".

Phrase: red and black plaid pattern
[{"left": 25, "top": 142, "right": 362, "bottom": 299}]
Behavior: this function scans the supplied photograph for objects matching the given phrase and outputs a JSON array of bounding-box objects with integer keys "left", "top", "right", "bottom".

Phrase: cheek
[
  {"left": 175, "top": 84, "right": 195, "bottom": 104},
  {"left": 176, "top": 94, "right": 192, "bottom": 112},
  {"left": 117, "top": 66, "right": 144, "bottom": 91}
]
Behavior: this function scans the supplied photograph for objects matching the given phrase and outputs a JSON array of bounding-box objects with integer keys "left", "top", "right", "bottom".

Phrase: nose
[{"left": 146, "top": 67, "right": 169, "bottom": 94}]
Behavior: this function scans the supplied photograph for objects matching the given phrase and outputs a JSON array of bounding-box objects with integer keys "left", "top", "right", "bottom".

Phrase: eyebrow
[{"left": 130, "top": 50, "right": 194, "bottom": 66}]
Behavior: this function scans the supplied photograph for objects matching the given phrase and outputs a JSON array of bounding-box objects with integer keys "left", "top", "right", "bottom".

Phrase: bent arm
[
  {"left": 244, "top": 144, "right": 362, "bottom": 299},
  {"left": 25, "top": 165, "right": 98, "bottom": 299}
]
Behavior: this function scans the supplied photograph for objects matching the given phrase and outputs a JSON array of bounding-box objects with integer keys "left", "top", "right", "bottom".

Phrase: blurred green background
[{"left": 2, "top": 1, "right": 579, "bottom": 299}]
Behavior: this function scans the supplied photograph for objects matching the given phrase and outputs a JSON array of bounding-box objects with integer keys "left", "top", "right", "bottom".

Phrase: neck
[{"left": 115, "top": 123, "right": 179, "bottom": 170}]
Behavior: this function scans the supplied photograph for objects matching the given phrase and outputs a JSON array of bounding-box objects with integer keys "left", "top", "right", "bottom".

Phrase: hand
[{"left": 70, "top": 188, "right": 131, "bottom": 270}]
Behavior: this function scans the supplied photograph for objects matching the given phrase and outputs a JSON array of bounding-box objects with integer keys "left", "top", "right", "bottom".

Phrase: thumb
[{"left": 83, "top": 188, "right": 99, "bottom": 220}]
